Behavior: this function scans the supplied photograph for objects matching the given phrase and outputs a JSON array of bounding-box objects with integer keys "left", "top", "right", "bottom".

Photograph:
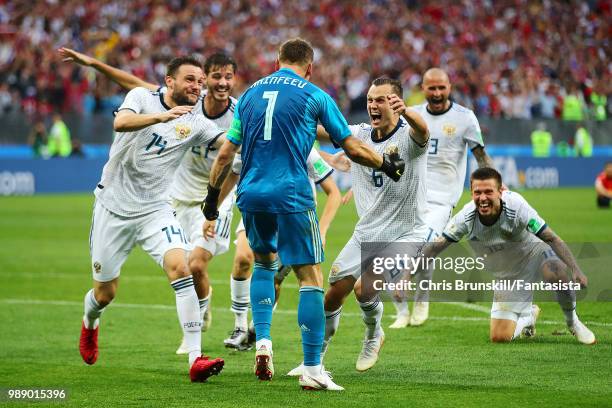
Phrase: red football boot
[
  {"left": 79, "top": 322, "right": 99, "bottom": 365},
  {"left": 189, "top": 356, "right": 225, "bottom": 382}
]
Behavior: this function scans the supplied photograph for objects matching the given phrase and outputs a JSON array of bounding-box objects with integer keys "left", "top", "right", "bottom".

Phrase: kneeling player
[{"left": 423, "top": 167, "right": 595, "bottom": 344}]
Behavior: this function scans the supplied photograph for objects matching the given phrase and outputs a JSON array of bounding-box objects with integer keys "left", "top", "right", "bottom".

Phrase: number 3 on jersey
[
  {"left": 428, "top": 138, "right": 439, "bottom": 155},
  {"left": 262, "top": 91, "right": 278, "bottom": 140}
]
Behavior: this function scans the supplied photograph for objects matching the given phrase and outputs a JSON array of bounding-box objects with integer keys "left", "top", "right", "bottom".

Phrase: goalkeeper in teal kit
[{"left": 203, "top": 38, "right": 405, "bottom": 391}]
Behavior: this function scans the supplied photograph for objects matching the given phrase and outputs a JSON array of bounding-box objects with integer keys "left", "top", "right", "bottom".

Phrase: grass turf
[{"left": 0, "top": 188, "right": 610, "bottom": 407}]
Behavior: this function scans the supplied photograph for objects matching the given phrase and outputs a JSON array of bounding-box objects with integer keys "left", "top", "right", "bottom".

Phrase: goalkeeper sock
[
  {"left": 298, "top": 286, "right": 325, "bottom": 367},
  {"left": 251, "top": 260, "right": 277, "bottom": 346}
]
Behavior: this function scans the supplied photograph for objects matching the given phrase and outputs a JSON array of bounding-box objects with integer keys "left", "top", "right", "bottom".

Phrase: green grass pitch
[{"left": 0, "top": 188, "right": 610, "bottom": 407}]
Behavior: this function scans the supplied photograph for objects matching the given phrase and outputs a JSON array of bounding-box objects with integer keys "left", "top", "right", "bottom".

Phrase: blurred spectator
[
  {"left": 595, "top": 162, "right": 612, "bottom": 208},
  {"left": 530, "top": 122, "right": 552, "bottom": 158},
  {"left": 555, "top": 141, "right": 575, "bottom": 158},
  {"left": 27, "top": 120, "right": 47, "bottom": 158},
  {"left": 46, "top": 113, "right": 72, "bottom": 157},
  {"left": 539, "top": 85, "right": 558, "bottom": 119},
  {"left": 70, "top": 138, "right": 85, "bottom": 157},
  {"left": 574, "top": 123, "right": 593, "bottom": 157},
  {"left": 562, "top": 86, "right": 586, "bottom": 121},
  {"left": 0, "top": 1, "right": 609, "bottom": 118},
  {"left": 590, "top": 82, "right": 607, "bottom": 121},
  {"left": 0, "top": 83, "right": 12, "bottom": 114}
]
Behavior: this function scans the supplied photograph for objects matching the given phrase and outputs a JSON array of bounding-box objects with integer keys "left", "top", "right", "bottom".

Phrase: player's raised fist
[
  {"left": 387, "top": 94, "right": 407, "bottom": 115},
  {"left": 380, "top": 152, "right": 405, "bottom": 182}
]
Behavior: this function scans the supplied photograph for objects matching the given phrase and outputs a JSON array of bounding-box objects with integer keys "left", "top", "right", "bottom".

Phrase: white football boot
[
  {"left": 569, "top": 319, "right": 596, "bottom": 345},
  {"left": 300, "top": 368, "right": 344, "bottom": 391},
  {"left": 356, "top": 329, "right": 385, "bottom": 372},
  {"left": 409, "top": 301, "right": 429, "bottom": 326}
]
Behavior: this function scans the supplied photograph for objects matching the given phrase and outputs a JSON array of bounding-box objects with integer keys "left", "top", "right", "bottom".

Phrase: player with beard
[
  {"left": 59, "top": 48, "right": 239, "bottom": 352},
  {"left": 77, "top": 55, "right": 227, "bottom": 382},
  {"left": 287, "top": 77, "right": 429, "bottom": 377},
  {"left": 388, "top": 68, "right": 497, "bottom": 328}
]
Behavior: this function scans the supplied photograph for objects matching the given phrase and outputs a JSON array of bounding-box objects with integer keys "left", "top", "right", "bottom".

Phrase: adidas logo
[
  {"left": 300, "top": 324, "right": 310, "bottom": 332},
  {"left": 258, "top": 298, "right": 273, "bottom": 306}
]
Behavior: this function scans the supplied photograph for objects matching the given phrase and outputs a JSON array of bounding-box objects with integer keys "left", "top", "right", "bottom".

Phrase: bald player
[{"left": 389, "top": 68, "right": 496, "bottom": 328}]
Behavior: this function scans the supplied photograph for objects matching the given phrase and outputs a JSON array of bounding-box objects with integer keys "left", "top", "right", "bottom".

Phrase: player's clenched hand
[
  {"left": 379, "top": 152, "right": 405, "bottom": 182},
  {"left": 58, "top": 47, "right": 95, "bottom": 66},
  {"left": 572, "top": 268, "right": 588, "bottom": 288},
  {"left": 387, "top": 94, "right": 407, "bottom": 116},
  {"left": 159, "top": 106, "right": 193, "bottom": 122},
  {"left": 202, "top": 219, "right": 216, "bottom": 240}
]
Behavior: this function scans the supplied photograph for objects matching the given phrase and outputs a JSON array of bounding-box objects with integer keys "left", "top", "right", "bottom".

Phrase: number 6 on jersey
[{"left": 262, "top": 91, "right": 278, "bottom": 140}]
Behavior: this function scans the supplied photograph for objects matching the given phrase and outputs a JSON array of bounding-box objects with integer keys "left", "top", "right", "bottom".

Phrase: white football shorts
[
  {"left": 490, "top": 247, "right": 560, "bottom": 321},
  {"left": 89, "top": 200, "right": 189, "bottom": 282},
  {"left": 172, "top": 194, "right": 234, "bottom": 257}
]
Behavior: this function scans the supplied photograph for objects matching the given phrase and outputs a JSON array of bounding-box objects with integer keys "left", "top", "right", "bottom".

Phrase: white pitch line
[
  {"left": 0, "top": 272, "right": 301, "bottom": 289},
  {"left": 1, "top": 298, "right": 610, "bottom": 327}
]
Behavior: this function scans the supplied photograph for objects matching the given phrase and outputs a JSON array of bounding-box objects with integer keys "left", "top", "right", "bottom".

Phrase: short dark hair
[
  {"left": 470, "top": 167, "right": 503, "bottom": 188},
  {"left": 166, "top": 55, "right": 203, "bottom": 77},
  {"left": 204, "top": 53, "right": 237, "bottom": 75},
  {"left": 372, "top": 77, "right": 403, "bottom": 97},
  {"left": 278, "top": 38, "right": 314, "bottom": 67}
]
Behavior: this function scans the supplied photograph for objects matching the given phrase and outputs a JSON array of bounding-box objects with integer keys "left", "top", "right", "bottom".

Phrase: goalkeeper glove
[
  {"left": 379, "top": 152, "right": 405, "bottom": 182},
  {"left": 201, "top": 185, "right": 221, "bottom": 221}
]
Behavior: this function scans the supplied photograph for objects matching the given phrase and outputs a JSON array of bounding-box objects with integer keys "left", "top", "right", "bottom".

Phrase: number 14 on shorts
[{"left": 162, "top": 225, "right": 187, "bottom": 244}]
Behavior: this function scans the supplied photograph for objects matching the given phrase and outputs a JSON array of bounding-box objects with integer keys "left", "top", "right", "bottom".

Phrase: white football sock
[
  {"left": 199, "top": 294, "right": 210, "bottom": 321},
  {"left": 256, "top": 338, "right": 272, "bottom": 351},
  {"left": 321, "top": 307, "right": 342, "bottom": 362},
  {"left": 231, "top": 276, "right": 250, "bottom": 330},
  {"left": 414, "top": 264, "right": 433, "bottom": 303},
  {"left": 304, "top": 364, "right": 323, "bottom": 377},
  {"left": 359, "top": 297, "right": 383, "bottom": 339},
  {"left": 392, "top": 298, "right": 409, "bottom": 316},
  {"left": 171, "top": 276, "right": 201, "bottom": 366},
  {"left": 83, "top": 289, "right": 106, "bottom": 329},
  {"left": 555, "top": 289, "right": 577, "bottom": 326}
]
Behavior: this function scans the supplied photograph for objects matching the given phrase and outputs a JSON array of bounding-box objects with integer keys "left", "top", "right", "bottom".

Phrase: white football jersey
[
  {"left": 95, "top": 87, "right": 224, "bottom": 217},
  {"left": 412, "top": 102, "right": 484, "bottom": 207},
  {"left": 349, "top": 118, "right": 429, "bottom": 242},
  {"left": 443, "top": 191, "right": 547, "bottom": 276},
  {"left": 169, "top": 91, "right": 238, "bottom": 203},
  {"left": 306, "top": 148, "right": 334, "bottom": 197}
]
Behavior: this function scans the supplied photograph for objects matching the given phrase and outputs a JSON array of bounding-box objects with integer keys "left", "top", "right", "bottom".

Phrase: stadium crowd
[{"left": 0, "top": 0, "right": 610, "bottom": 119}]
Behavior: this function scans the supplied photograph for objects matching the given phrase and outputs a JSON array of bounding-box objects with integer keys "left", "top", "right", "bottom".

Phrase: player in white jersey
[
  {"left": 389, "top": 68, "right": 496, "bottom": 328},
  {"left": 288, "top": 77, "right": 429, "bottom": 376},
  {"left": 423, "top": 167, "right": 595, "bottom": 344},
  {"left": 77, "top": 56, "right": 227, "bottom": 382},
  {"left": 59, "top": 48, "right": 240, "bottom": 350},
  {"left": 222, "top": 147, "right": 342, "bottom": 350}
]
